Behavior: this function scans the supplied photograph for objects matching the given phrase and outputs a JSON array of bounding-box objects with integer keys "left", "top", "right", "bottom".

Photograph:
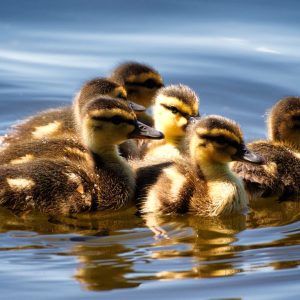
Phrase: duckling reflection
[
  {"left": 138, "top": 213, "right": 246, "bottom": 280},
  {"left": 70, "top": 210, "right": 143, "bottom": 291},
  {"left": 247, "top": 197, "right": 300, "bottom": 228},
  {"left": 142, "top": 84, "right": 199, "bottom": 160},
  {"left": 73, "top": 242, "right": 140, "bottom": 291},
  {"left": 0, "top": 206, "right": 143, "bottom": 291},
  {"left": 0, "top": 206, "right": 140, "bottom": 235},
  {"left": 232, "top": 96, "right": 300, "bottom": 201},
  {"left": 110, "top": 62, "right": 164, "bottom": 126}
]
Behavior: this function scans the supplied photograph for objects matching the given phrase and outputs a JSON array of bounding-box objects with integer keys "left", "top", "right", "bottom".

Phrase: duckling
[
  {"left": 135, "top": 116, "right": 263, "bottom": 216},
  {"left": 110, "top": 62, "right": 164, "bottom": 126},
  {"left": 2, "top": 78, "right": 144, "bottom": 159},
  {"left": 0, "top": 97, "right": 163, "bottom": 215},
  {"left": 142, "top": 84, "right": 199, "bottom": 160},
  {"left": 3, "top": 77, "right": 144, "bottom": 144},
  {"left": 232, "top": 96, "right": 300, "bottom": 201}
]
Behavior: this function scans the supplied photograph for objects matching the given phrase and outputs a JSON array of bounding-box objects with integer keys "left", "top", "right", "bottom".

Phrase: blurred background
[{"left": 1, "top": 0, "right": 300, "bottom": 140}]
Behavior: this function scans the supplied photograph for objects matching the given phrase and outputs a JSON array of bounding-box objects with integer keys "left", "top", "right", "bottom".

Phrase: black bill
[
  {"left": 233, "top": 146, "right": 265, "bottom": 164},
  {"left": 128, "top": 101, "right": 145, "bottom": 112},
  {"left": 129, "top": 121, "right": 164, "bottom": 140}
]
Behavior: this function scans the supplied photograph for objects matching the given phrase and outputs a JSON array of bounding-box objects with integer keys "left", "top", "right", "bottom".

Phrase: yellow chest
[{"left": 207, "top": 177, "right": 248, "bottom": 216}]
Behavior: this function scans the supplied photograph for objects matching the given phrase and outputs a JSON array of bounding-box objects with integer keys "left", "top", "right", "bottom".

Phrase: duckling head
[
  {"left": 110, "top": 62, "right": 164, "bottom": 108},
  {"left": 153, "top": 84, "right": 199, "bottom": 145},
  {"left": 80, "top": 96, "right": 164, "bottom": 154},
  {"left": 74, "top": 77, "right": 145, "bottom": 116},
  {"left": 267, "top": 96, "right": 300, "bottom": 150},
  {"left": 188, "top": 115, "right": 264, "bottom": 166}
]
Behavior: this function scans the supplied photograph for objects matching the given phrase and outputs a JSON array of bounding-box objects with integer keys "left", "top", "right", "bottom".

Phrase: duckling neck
[
  {"left": 89, "top": 145, "right": 135, "bottom": 210},
  {"left": 90, "top": 144, "right": 133, "bottom": 176},
  {"left": 194, "top": 158, "right": 248, "bottom": 216},
  {"left": 165, "top": 135, "right": 183, "bottom": 147},
  {"left": 91, "top": 144, "right": 122, "bottom": 163},
  {"left": 196, "top": 159, "right": 232, "bottom": 180}
]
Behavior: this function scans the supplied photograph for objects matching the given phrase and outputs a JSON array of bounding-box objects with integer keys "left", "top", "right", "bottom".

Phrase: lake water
[{"left": 0, "top": 0, "right": 300, "bottom": 299}]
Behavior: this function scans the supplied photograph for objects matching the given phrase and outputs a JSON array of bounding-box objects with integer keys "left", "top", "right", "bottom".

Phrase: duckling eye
[
  {"left": 143, "top": 79, "right": 157, "bottom": 89},
  {"left": 117, "top": 93, "right": 126, "bottom": 100},
  {"left": 110, "top": 116, "right": 123, "bottom": 125},
  {"left": 215, "top": 136, "right": 228, "bottom": 145},
  {"left": 170, "top": 106, "right": 179, "bottom": 114}
]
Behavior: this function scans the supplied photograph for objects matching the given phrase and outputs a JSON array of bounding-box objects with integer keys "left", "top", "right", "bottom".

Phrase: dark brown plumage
[
  {"left": 2, "top": 107, "right": 75, "bottom": 144},
  {"left": 0, "top": 158, "right": 98, "bottom": 215},
  {"left": 0, "top": 138, "right": 88, "bottom": 166},
  {"left": 232, "top": 141, "right": 300, "bottom": 200},
  {"left": 232, "top": 96, "right": 300, "bottom": 201}
]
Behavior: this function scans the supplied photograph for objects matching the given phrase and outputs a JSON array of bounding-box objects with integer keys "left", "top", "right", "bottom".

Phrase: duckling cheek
[
  {"left": 177, "top": 117, "right": 188, "bottom": 130},
  {"left": 157, "top": 113, "right": 174, "bottom": 132},
  {"left": 216, "top": 152, "right": 232, "bottom": 163},
  {"left": 128, "top": 87, "right": 153, "bottom": 108},
  {"left": 227, "top": 146, "right": 237, "bottom": 156}
]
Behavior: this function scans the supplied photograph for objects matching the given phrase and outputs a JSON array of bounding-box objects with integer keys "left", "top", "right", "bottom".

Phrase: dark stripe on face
[
  {"left": 160, "top": 103, "right": 194, "bottom": 119},
  {"left": 125, "top": 79, "right": 164, "bottom": 89},
  {"left": 198, "top": 134, "right": 240, "bottom": 149},
  {"left": 115, "top": 94, "right": 127, "bottom": 100},
  {"left": 292, "top": 115, "right": 300, "bottom": 121},
  {"left": 91, "top": 115, "right": 136, "bottom": 126}
]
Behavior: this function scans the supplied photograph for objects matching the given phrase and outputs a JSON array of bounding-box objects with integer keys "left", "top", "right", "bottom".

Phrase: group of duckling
[{"left": 0, "top": 62, "right": 299, "bottom": 217}]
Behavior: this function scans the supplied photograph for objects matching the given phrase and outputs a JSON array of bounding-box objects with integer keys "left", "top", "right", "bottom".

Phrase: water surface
[{"left": 0, "top": 1, "right": 300, "bottom": 299}]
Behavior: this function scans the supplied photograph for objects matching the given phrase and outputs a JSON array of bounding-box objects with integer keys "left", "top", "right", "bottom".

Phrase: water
[{"left": 0, "top": 0, "right": 300, "bottom": 299}]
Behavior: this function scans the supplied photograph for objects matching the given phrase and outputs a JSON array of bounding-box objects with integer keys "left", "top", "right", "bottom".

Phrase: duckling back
[
  {"left": 0, "top": 157, "right": 98, "bottom": 215},
  {"left": 2, "top": 107, "right": 75, "bottom": 145}
]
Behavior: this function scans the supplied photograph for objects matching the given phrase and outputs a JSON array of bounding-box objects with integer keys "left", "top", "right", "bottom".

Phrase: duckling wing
[
  {"left": 2, "top": 107, "right": 74, "bottom": 145},
  {"left": 0, "top": 159, "right": 97, "bottom": 215},
  {"left": 232, "top": 141, "right": 300, "bottom": 200},
  {"left": 231, "top": 142, "right": 284, "bottom": 198}
]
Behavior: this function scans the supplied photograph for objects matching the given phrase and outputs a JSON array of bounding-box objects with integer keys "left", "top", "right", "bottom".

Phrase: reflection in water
[
  {"left": 139, "top": 214, "right": 246, "bottom": 281},
  {"left": 74, "top": 243, "right": 140, "bottom": 291},
  {"left": 0, "top": 196, "right": 300, "bottom": 292}
]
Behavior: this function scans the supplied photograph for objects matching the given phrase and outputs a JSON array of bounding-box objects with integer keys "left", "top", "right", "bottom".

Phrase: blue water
[{"left": 0, "top": 1, "right": 300, "bottom": 299}]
